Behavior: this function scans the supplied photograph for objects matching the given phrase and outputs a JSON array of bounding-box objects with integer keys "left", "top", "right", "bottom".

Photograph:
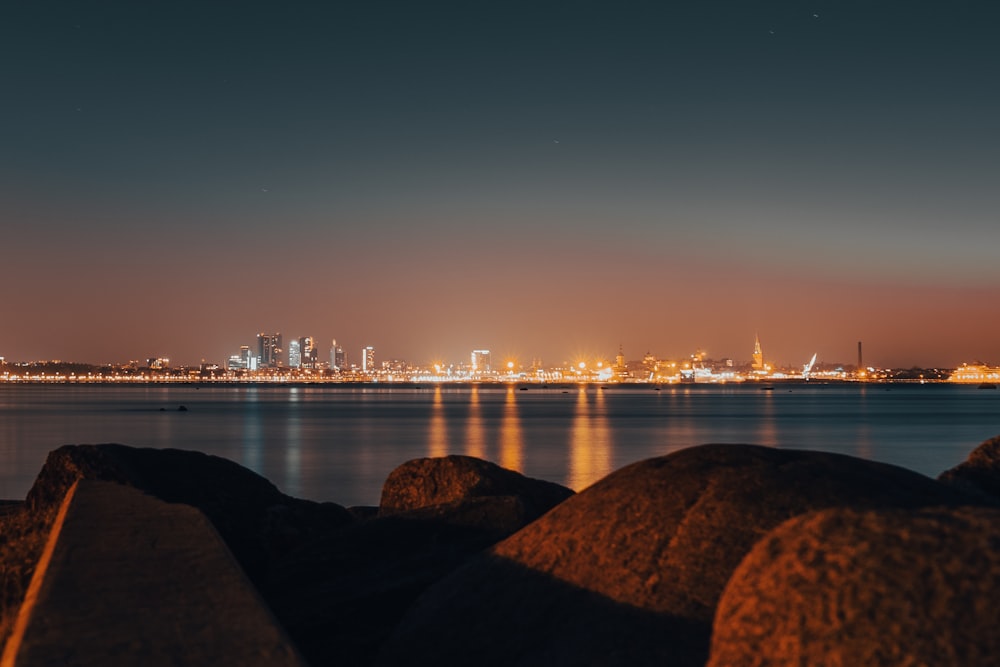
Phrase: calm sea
[{"left": 2, "top": 383, "right": 998, "bottom": 506}]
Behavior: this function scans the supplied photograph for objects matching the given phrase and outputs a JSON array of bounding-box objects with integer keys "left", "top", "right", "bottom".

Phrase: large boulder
[
  {"left": 709, "top": 506, "right": 1000, "bottom": 666},
  {"left": 377, "top": 444, "right": 992, "bottom": 667},
  {"left": 379, "top": 455, "right": 574, "bottom": 520},
  {"left": 25, "top": 444, "right": 353, "bottom": 582},
  {"left": 939, "top": 434, "right": 1000, "bottom": 499},
  {"left": 267, "top": 458, "right": 573, "bottom": 666}
]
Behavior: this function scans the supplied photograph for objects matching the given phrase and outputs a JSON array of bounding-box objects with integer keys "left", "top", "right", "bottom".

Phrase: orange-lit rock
[
  {"left": 379, "top": 454, "right": 573, "bottom": 520},
  {"left": 939, "top": 434, "right": 1000, "bottom": 500},
  {"left": 709, "top": 506, "right": 1000, "bottom": 666},
  {"left": 377, "top": 444, "right": 991, "bottom": 667}
]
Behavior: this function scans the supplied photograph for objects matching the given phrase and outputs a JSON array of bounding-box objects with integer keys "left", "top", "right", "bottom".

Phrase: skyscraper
[
  {"left": 330, "top": 339, "right": 345, "bottom": 370},
  {"left": 299, "top": 336, "right": 317, "bottom": 369},
  {"left": 288, "top": 340, "right": 301, "bottom": 368},
  {"left": 362, "top": 346, "right": 375, "bottom": 374},
  {"left": 257, "top": 332, "right": 283, "bottom": 368},
  {"left": 240, "top": 345, "right": 257, "bottom": 371},
  {"left": 471, "top": 349, "right": 491, "bottom": 374}
]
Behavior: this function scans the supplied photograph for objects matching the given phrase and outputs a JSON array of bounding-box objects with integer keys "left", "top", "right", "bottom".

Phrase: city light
[{"left": 0, "top": 336, "right": 978, "bottom": 385}]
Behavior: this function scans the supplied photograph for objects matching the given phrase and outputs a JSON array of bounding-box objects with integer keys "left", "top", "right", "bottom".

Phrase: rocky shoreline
[{"left": 3, "top": 437, "right": 1000, "bottom": 665}]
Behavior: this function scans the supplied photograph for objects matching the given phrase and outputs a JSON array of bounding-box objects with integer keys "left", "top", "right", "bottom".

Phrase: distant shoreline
[{"left": 0, "top": 378, "right": 962, "bottom": 388}]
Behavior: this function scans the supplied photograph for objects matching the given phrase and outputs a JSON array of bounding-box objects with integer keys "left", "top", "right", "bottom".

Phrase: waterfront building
[
  {"left": 257, "top": 333, "right": 283, "bottom": 368},
  {"left": 229, "top": 345, "right": 257, "bottom": 371},
  {"left": 330, "top": 339, "right": 345, "bottom": 370},
  {"left": 362, "top": 346, "right": 375, "bottom": 374},
  {"left": 288, "top": 340, "right": 301, "bottom": 368},
  {"left": 300, "top": 336, "right": 317, "bottom": 369},
  {"left": 471, "top": 349, "right": 491, "bottom": 374},
  {"left": 613, "top": 345, "right": 629, "bottom": 379}
]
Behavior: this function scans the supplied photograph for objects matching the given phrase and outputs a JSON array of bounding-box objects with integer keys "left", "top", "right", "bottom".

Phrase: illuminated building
[
  {"left": 471, "top": 349, "right": 492, "bottom": 374},
  {"left": 362, "top": 346, "right": 375, "bottom": 374},
  {"left": 752, "top": 334, "right": 765, "bottom": 372},
  {"left": 226, "top": 346, "right": 256, "bottom": 371},
  {"left": 299, "top": 336, "right": 317, "bottom": 369},
  {"left": 288, "top": 340, "right": 301, "bottom": 368},
  {"left": 257, "top": 333, "right": 283, "bottom": 368},
  {"left": 615, "top": 345, "right": 626, "bottom": 371},
  {"left": 330, "top": 339, "right": 345, "bottom": 370},
  {"left": 244, "top": 346, "right": 257, "bottom": 371}
]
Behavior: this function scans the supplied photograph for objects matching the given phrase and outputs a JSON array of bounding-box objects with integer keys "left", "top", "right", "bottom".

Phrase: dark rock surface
[
  {"left": 939, "top": 434, "right": 1000, "bottom": 500},
  {"left": 265, "top": 459, "right": 573, "bottom": 666},
  {"left": 25, "top": 444, "right": 354, "bottom": 584},
  {"left": 709, "top": 506, "right": 1000, "bottom": 666},
  {"left": 23, "top": 446, "right": 572, "bottom": 666},
  {"left": 264, "top": 497, "right": 538, "bottom": 666},
  {"left": 377, "top": 444, "right": 992, "bottom": 667},
  {"left": 379, "top": 454, "right": 574, "bottom": 520}
]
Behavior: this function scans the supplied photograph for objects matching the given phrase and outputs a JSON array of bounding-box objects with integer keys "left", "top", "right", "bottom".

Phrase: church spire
[{"left": 752, "top": 333, "right": 764, "bottom": 372}]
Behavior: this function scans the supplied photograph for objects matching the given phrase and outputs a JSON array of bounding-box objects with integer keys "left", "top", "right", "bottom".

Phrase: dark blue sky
[{"left": 3, "top": 1, "right": 999, "bottom": 367}]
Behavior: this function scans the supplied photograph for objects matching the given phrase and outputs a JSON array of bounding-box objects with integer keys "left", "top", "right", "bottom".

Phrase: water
[{"left": 2, "top": 383, "right": 999, "bottom": 506}]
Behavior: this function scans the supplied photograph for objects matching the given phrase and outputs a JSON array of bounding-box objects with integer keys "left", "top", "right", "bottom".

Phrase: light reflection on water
[
  {"left": 0, "top": 384, "right": 998, "bottom": 506},
  {"left": 284, "top": 386, "right": 302, "bottom": 498},
  {"left": 499, "top": 386, "right": 523, "bottom": 473},
  {"left": 241, "top": 387, "right": 263, "bottom": 474},
  {"left": 464, "top": 385, "right": 485, "bottom": 459},
  {"left": 427, "top": 386, "right": 449, "bottom": 458},
  {"left": 568, "top": 386, "right": 612, "bottom": 491}
]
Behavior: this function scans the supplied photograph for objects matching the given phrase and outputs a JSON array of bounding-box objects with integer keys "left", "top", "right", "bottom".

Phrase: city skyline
[
  {"left": 3, "top": 2, "right": 999, "bottom": 368},
  {"left": 0, "top": 329, "right": 983, "bottom": 373}
]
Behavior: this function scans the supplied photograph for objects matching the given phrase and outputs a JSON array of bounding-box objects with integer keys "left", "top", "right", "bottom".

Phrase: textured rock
[
  {"left": 25, "top": 444, "right": 353, "bottom": 583},
  {"left": 9, "top": 481, "right": 306, "bottom": 667},
  {"left": 379, "top": 455, "right": 574, "bottom": 519},
  {"left": 939, "top": 434, "right": 1000, "bottom": 499},
  {"left": 709, "top": 506, "right": 1000, "bottom": 667},
  {"left": 377, "top": 444, "right": 991, "bottom": 667}
]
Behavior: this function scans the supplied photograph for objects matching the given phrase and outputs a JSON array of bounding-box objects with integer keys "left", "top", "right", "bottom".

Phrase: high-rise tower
[
  {"left": 257, "top": 333, "right": 283, "bottom": 368},
  {"left": 362, "top": 346, "right": 375, "bottom": 374},
  {"left": 330, "top": 339, "right": 346, "bottom": 370},
  {"left": 471, "top": 349, "right": 491, "bottom": 374},
  {"left": 299, "top": 336, "right": 317, "bottom": 369}
]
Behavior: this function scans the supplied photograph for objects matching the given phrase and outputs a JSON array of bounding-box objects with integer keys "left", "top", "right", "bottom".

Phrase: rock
[
  {"left": 379, "top": 455, "right": 574, "bottom": 520},
  {"left": 939, "top": 434, "right": 1000, "bottom": 499},
  {"left": 377, "top": 444, "right": 991, "bottom": 667},
  {"left": 709, "top": 506, "right": 1000, "bottom": 666},
  {"left": 24, "top": 444, "right": 354, "bottom": 583},
  {"left": 265, "top": 495, "right": 545, "bottom": 667}
]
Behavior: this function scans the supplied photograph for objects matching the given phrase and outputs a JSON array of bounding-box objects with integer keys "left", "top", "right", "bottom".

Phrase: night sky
[{"left": 3, "top": 1, "right": 999, "bottom": 368}]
